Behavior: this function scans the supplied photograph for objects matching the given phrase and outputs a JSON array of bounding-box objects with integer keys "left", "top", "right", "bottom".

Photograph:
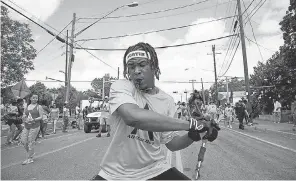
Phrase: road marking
[
  {"left": 175, "top": 151, "right": 184, "bottom": 173},
  {"left": 167, "top": 150, "right": 172, "bottom": 166},
  {"left": 1, "top": 136, "right": 96, "bottom": 169},
  {"left": 224, "top": 126, "right": 296, "bottom": 154},
  {"left": 1, "top": 132, "right": 79, "bottom": 151}
]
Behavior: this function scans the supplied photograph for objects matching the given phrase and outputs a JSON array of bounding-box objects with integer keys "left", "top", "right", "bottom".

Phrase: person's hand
[
  {"left": 188, "top": 118, "right": 212, "bottom": 133},
  {"left": 188, "top": 130, "right": 201, "bottom": 142},
  {"left": 189, "top": 117, "right": 220, "bottom": 142},
  {"left": 202, "top": 127, "right": 218, "bottom": 142}
]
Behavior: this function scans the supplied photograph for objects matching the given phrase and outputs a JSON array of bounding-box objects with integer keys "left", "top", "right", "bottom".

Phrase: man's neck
[{"left": 144, "top": 86, "right": 159, "bottom": 95}]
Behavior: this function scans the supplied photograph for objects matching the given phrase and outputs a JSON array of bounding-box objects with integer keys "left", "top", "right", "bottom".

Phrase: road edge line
[
  {"left": 225, "top": 126, "right": 296, "bottom": 154},
  {"left": 175, "top": 151, "right": 184, "bottom": 173}
]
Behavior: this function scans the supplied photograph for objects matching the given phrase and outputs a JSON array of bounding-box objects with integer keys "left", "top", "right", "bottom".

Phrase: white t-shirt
[
  {"left": 75, "top": 106, "right": 80, "bottom": 114},
  {"left": 98, "top": 79, "right": 178, "bottom": 180},
  {"left": 274, "top": 101, "right": 281, "bottom": 112},
  {"left": 224, "top": 107, "right": 233, "bottom": 117},
  {"left": 63, "top": 107, "right": 70, "bottom": 117},
  {"left": 207, "top": 104, "right": 217, "bottom": 114}
]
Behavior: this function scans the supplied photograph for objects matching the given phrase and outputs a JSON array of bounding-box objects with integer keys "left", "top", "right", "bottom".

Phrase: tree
[
  {"left": 29, "top": 82, "right": 52, "bottom": 106},
  {"left": 54, "top": 86, "right": 79, "bottom": 112},
  {"left": 209, "top": 77, "right": 245, "bottom": 103},
  {"left": 91, "top": 74, "right": 117, "bottom": 98},
  {"left": 1, "top": 6, "right": 36, "bottom": 87},
  {"left": 250, "top": 0, "right": 296, "bottom": 112}
]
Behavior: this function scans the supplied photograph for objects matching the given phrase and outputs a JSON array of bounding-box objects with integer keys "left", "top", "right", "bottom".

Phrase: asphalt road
[{"left": 1, "top": 124, "right": 296, "bottom": 180}]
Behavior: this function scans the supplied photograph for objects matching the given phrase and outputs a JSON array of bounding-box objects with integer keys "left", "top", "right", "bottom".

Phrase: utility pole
[
  {"left": 189, "top": 79, "right": 196, "bottom": 91},
  {"left": 201, "top": 78, "right": 206, "bottom": 104},
  {"left": 184, "top": 90, "right": 188, "bottom": 102},
  {"left": 65, "top": 30, "right": 68, "bottom": 88},
  {"left": 102, "top": 76, "right": 105, "bottom": 99},
  {"left": 207, "top": 45, "right": 221, "bottom": 105},
  {"left": 226, "top": 76, "right": 229, "bottom": 103},
  {"left": 65, "top": 13, "right": 76, "bottom": 104},
  {"left": 117, "top": 67, "right": 120, "bottom": 79},
  {"left": 237, "top": 0, "right": 251, "bottom": 102}
]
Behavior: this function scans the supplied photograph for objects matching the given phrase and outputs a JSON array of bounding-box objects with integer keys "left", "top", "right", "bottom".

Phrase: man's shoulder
[{"left": 157, "top": 88, "right": 175, "bottom": 104}]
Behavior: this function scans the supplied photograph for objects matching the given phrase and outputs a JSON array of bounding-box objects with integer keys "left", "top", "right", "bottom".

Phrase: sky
[{"left": 3, "top": 0, "right": 289, "bottom": 102}]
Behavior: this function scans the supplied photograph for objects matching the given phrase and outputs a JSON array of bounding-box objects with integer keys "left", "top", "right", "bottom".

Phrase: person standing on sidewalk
[
  {"left": 50, "top": 103, "right": 59, "bottom": 134},
  {"left": 62, "top": 103, "right": 70, "bottom": 133},
  {"left": 21, "top": 94, "right": 43, "bottom": 165},
  {"left": 273, "top": 99, "right": 282, "bottom": 123},
  {"left": 291, "top": 95, "right": 296, "bottom": 127}
]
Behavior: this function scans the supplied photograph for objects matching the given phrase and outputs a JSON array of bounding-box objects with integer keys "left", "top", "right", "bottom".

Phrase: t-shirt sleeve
[
  {"left": 160, "top": 97, "right": 180, "bottom": 144},
  {"left": 109, "top": 79, "right": 138, "bottom": 115}
]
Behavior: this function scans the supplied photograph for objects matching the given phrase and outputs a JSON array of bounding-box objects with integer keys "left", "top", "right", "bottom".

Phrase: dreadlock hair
[{"left": 123, "top": 42, "right": 161, "bottom": 80}]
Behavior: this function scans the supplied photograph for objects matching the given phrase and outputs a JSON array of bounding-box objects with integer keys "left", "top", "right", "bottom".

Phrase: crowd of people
[{"left": 176, "top": 95, "right": 254, "bottom": 130}]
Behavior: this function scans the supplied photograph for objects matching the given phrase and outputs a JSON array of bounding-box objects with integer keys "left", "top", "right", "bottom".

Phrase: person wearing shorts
[
  {"left": 50, "top": 103, "right": 59, "bottom": 134},
  {"left": 21, "top": 94, "right": 43, "bottom": 165},
  {"left": 91, "top": 42, "right": 219, "bottom": 180}
]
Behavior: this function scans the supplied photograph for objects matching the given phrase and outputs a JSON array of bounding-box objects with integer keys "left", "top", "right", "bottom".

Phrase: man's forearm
[
  {"left": 127, "top": 108, "right": 189, "bottom": 132},
  {"left": 166, "top": 134, "right": 194, "bottom": 152}
]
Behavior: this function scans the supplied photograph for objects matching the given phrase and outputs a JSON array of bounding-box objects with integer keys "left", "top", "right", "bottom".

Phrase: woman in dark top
[{"left": 21, "top": 94, "right": 43, "bottom": 165}]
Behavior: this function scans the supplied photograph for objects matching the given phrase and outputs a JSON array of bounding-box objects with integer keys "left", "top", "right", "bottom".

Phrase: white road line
[
  {"left": 167, "top": 150, "right": 172, "bottom": 166},
  {"left": 175, "top": 151, "right": 184, "bottom": 173},
  {"left": 1, "top": 136, "right": 96, "bottom": 169},
  {"left": 224, "top": 126, "right": 296, "bottom": 154},
  {"left": 232, "top": 122, "right": 296, "bottom": 136},
  {"left": 1, "top": 132, "right": 79, "bottom": 151}
]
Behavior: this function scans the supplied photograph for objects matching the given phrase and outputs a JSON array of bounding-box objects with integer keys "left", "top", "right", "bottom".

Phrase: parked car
[{"left": 84, "top": 110, "right": 109, "bottom": 133}]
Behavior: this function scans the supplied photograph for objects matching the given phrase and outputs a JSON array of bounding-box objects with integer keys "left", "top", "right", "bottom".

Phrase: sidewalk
[{"left": 252, "top": 118, "right": 296, "bottom": 134}]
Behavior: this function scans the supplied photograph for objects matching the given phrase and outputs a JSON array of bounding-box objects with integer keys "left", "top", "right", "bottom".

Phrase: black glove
[
  {"left": 188, "top": 118, "right": 211, "bottom": 133},
  {"left": 188, "top": 130, "right": 201, "bottom": 142},
  {"left": 202, "top": 127, "right": 218, "bottom": 142}
]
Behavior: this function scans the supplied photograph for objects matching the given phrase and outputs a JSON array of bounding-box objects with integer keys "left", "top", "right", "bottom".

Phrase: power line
[
  {"left": 75, "top": 34, "right": 237, "bottom": 51},
  {"left": 220, "top": 39, "right": 241, "bottom": 76},
  {"left": 218, "top": 4, "right": 238, "bottom": 75},
  {"left": 244, "top": 0, "right": 267, "bottom": 23},
  {"left": 36, "top": 20, "right": 72, "bottom": 55},
  {"left": 242, "top": 0, "right": 264, "bottom": 62},
  {"left": 1, "top": 1, "right": 66, "bottom": 43},
  {"left": 244, "top": 36, "right": 276, "bottom": 52},
  {"left": 2, "top": 1, "right": 117, "bottom": 71},
  {"left": 77, "top": 15, "right": 236, "bottom": 42},
  {"left": 76, "top": 1, "right": 234, "bottom": 25},
  {"left": 80, "top": 0, "right": 211, "bottom": 20},
  {"left": 241, "top": 0, "right": 256, "bottom": 15}
]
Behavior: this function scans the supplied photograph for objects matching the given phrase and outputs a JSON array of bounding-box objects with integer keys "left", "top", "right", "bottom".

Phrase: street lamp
[{"left": 75, "top": 2, "right": 138, "bottom": 37}]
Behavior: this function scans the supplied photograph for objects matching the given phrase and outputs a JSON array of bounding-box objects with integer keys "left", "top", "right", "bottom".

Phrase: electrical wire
[
  {"left": 218, "top": 4, "right": 238, "bottom": 76},
  {"left": 76, "top": 1, "right": 234, "bottom": 25},
  {"left": 80, "top": 0, "right": 211, "bottom": 20},
  {"left": 244, "top": 0, "right": 267, "bottom": 24},
  {"left": 1, "top": 1, "right": 66, "bottom": 43},
  {"left": 36, "top": 20, "right": 72, "bottom": 55},
  {"left": 2, "top": 1, "right": 117, "bottom": 71},
  {"left": 220, "top": 39, "right": 241, "bottom": 76},
  {"left": 75, "top": 34, "right": 237, "bottom": 51},
  {"left": 244, "top": 36, "right": 276, "bottom": 52},
  {"left": 76, "top": 15, "right": 236, "bottom": 42},
  {"left": 242, "top": 0, "right": 264, "bottom": 62}
]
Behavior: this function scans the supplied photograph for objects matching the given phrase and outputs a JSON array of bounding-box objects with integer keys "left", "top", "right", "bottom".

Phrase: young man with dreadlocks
[{"left": 92, "top": 42, "right": 219, "bottom": 180}]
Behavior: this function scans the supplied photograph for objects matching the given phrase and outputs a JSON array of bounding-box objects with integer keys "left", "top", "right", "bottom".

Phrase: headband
[{"left": 126, "top": 50, "right": 151, "bottom": 62}]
